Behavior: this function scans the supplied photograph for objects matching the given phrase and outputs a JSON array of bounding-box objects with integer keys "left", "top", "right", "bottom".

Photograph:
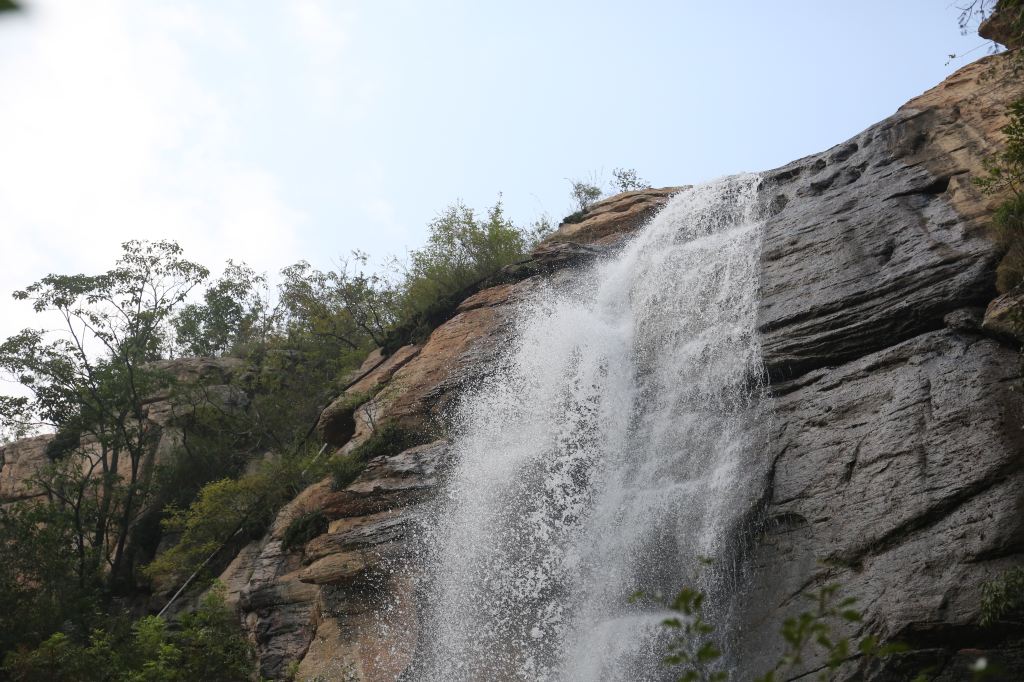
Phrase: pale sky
[{"left": 0, "top": 1, "right": 989, "bottom": 348}]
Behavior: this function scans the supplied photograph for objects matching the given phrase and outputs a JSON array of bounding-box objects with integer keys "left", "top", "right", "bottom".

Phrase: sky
[{"left": 0, "top": 0, "right": 993, "bottom": 348}]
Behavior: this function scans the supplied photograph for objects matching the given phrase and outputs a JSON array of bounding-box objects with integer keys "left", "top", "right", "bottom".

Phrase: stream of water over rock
[{"left": 411, "top": 174, "right": 770, "bottom": 680}]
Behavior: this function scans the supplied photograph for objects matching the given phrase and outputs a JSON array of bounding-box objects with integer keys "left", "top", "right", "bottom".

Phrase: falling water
[{"left": 412, "top": 174, "right": 770, "bottom": 681}]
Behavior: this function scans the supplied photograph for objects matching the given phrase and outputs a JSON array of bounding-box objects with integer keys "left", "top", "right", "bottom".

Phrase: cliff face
[
  {"left": 738, "top": 52, "right": 1024, "bottom": 677},
  {"left": 225, "top": 52, "right": 1024, "bottom": 680}
]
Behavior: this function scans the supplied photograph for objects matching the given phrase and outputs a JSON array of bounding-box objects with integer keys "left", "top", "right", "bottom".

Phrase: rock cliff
[{"left": 221, "top": 50, "right": 1024, "bottom": 680}]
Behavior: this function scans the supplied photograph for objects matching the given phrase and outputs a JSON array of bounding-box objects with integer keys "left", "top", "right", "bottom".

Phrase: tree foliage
[
  {"left": 568, "top": 178, "right": 603, "bottom": 212},
  {"left": 0, "top": 241, "right": 208, "bottom": 593},
  {"left": 611, "top": 167, "right": 651, "bottom": 193},
  {"left": 173, "top": 261, "right": 270, "bottom": 357},
  {"left": 143, "top": 454, "right": 316, "bottom": 585},
  {"left": 0, "top": 190, "right": 553, "bottom": 666},
  {"left": 2, "top": 583, "right": 255, "bottom": 682},
  {"left": 645, "top": 579, "right": 910, "bottom": 682}
]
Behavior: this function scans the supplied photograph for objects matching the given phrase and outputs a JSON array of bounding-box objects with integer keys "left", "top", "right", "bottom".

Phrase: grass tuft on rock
[{"left": 281, "top": 509, "right": 328, "bottom": 551}]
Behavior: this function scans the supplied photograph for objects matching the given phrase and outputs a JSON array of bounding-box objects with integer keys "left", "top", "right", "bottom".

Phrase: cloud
[{"left": 0, "top": 1, "right": 306, "bottom": 343}]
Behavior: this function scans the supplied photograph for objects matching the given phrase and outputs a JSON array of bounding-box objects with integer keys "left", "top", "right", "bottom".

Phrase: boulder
[{"left": 980, "top": 4, "right": 1023, "bottom": 49}]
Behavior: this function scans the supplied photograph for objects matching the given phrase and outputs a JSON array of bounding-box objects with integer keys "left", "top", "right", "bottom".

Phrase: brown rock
[
  {"left": 322, "top": 441, "right": 448, "bottom": 519},
  {"left": 455, "top": 282, "right": 519, "bottom": 313},
  {"left": 979, "top": 4, "right": 1023, "bottom": 49},
  {"left": 549, "top": 187, "right": 685, "bottom": 245},
  {"left": 293, "top": 574, "right": 420, "bottom": 682},
  {"left": 297, "top": 550, "right": 369, "bottom": 585},
  {"left": 983, "top": 289, "right": 1024, "bottom": 341},
  {"left": 345, "top": 344, "right": 420, "bottom": 396},
  {"left": 0, "top": 434, "right": 53, "bottom": 502},
  {"left": 317, "top": 345, "right": 421, "bottom": 447}
]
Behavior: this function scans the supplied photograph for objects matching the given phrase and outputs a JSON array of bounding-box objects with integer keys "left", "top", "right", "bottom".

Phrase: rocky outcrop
[
  {"left": 980, "top": 2, "right": 1023, "bottom": 49},
  {"left": 740, "top": 51, "right": 1024, "bottom": 678},
  {"left": 0, "top": 434, "right": 53, "bottom": 502},
  {"left": 548, "top": 186, "right": 685, "bottom": 245},
  {"left": 224, "top": 441, "right": 450, "bottom": 680}
]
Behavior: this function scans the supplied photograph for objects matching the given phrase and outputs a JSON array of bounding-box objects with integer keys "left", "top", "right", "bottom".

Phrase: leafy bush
[
  {"left": 642, "top": 579, "right": 907, "bottom": 682},
  {"left": 568, "top": 178, "right": 603, "bottom": 212},
  {"left": 144, "top": 453, "right": 317, "bottom": 586},
  {"left": 328, "top": 422, "right": 430, "bottom": 492},
  {"left": 981, "top": 566, "right": 1024, "bottom": 625},
  {"left": 561, "top": 208, "right": 589, "bottom": 225},
  {"left": 611, "top": 167, "right": 651, "bottom": 193},
  {"left": 399, "top": 200, "right": 527, "bottom": 318},
  {"left": 2, "top": 583, "right": 255, "bottom": 682},
  {"left": 382, "top": 198, "right": 535, "bottom": 349}
]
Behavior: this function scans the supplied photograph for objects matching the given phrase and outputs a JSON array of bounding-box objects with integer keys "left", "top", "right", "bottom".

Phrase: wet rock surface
[{"left": 737, "top": 329, "right": 1024, "bottom": 677}]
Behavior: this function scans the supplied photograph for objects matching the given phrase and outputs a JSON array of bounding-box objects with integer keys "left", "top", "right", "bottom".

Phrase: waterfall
[{"left": 412, "top": 174, "right": 770, "bottom": 681}]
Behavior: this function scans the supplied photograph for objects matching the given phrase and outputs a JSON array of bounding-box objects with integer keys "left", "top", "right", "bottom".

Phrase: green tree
[
  {"left": 173, "top": 260, "right": 270, "bottom": 357},
  {"left": 0, "top": 240, "right": 208, "bottom": 593},
  {"left": 278, "top": 252, "right": 397, "bottom": 352},
  {"left": 0, "top": 501, "right": 96, "bottom": 656},
  {"left": 611, "top": 167, "right": 651, "bottom": 193},
  {"left": 568, "top": 178, "right": 603, "bottom": 212},
  {"left": 144, "top": 451, "right": 322, "bottom": 587},
  {"left": 399, "top": 198, "right": 527, "bottom": 318}
]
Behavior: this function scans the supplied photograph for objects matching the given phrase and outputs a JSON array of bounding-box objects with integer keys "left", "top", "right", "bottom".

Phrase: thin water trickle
[{"left": 411, "top": 175, "right": 770, "bottom": 681}]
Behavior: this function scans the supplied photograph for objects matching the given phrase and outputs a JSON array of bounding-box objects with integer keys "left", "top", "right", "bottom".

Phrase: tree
[
  {"left": 173, "top": 260, "right": 270, "bottom": 357},
  {"left": 568, "top": 178, "right": 603, "bottom": 212},
  {"left": 278, "top": 252, "right": 397, "bottom": 351},
  {"left": 0, "top": 501, "right": 94, "bottom": 656},
  {"left": 400, "top": 197, "right": 528, "bottom": 315},
  {"left": 0, "top": 240, "right": 208, "bottom": 593},
  {"left": 2, "top": 582, "right": 255, "bottom": 682},
  {"left": 611, "top": 167, "right": 651, "bottom": 193}
]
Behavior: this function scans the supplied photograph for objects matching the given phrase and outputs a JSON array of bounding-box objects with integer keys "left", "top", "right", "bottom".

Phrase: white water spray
[{"left": 413, "top": 174, "right": 769, "bottom": 681}]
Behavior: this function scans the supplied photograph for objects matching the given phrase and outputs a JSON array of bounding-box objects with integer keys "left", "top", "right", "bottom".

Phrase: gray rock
[
  {"left": 736, "top": 330, "right": 1024, "bottom": 676},
  {"left": 757, "top": 111, "right": 999, "bottom": 380}
]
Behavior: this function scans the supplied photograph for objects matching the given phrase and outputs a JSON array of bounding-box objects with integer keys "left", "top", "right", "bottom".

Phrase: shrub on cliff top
[{"left": 328, "top": 422, "right": 430, "bottom": 492}]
